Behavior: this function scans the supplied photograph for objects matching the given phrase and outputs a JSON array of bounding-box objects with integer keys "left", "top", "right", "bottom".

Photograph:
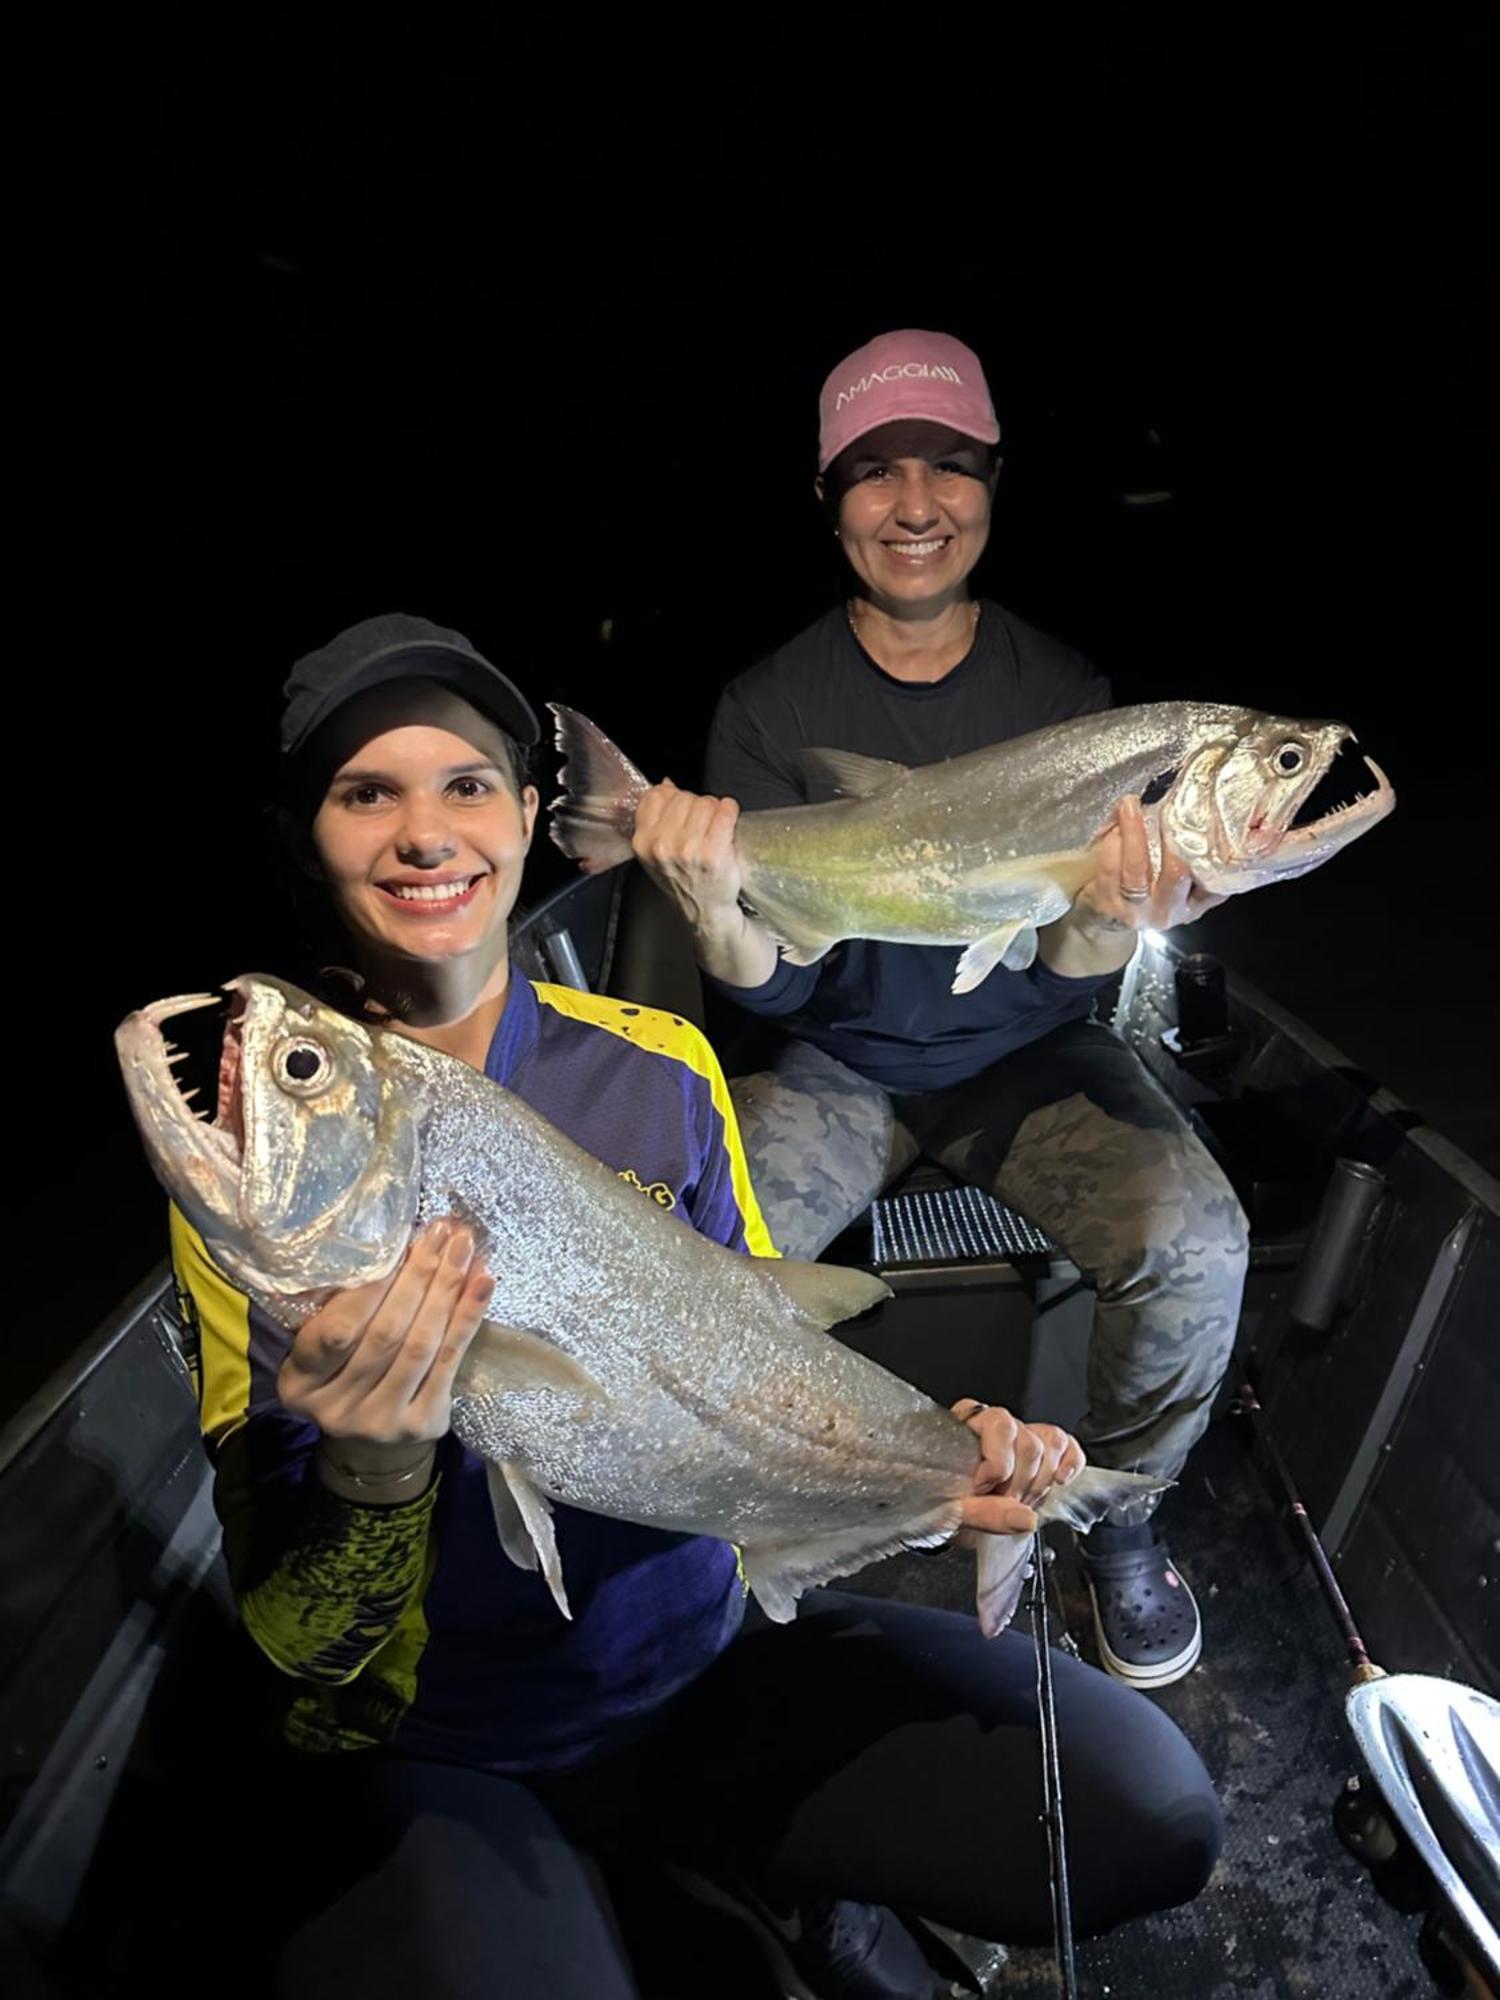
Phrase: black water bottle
[{"left": 1174, "top": 953, "right": 1228, "bottom": 1049}]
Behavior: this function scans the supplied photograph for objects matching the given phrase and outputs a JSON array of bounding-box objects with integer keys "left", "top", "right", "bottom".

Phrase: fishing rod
[{"left": 1029, "top": 1531, "right": 1079, "bottom": 1999}]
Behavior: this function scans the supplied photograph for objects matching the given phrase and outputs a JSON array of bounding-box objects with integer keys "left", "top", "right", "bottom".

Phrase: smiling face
[
  {"left": 311, "top": 724, "right": 539, "bottom": 967},
  {"left": 830, "top": 419, "right": 994, "bottom": 611}
]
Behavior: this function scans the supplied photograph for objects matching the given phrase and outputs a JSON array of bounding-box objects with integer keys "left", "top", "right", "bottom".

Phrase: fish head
[
  {"left": 1161, "top": 715, "right": 1395, "bottom": 893},
  {"left": 115, "top": 972, "right": 423, "bottom": 1298}
]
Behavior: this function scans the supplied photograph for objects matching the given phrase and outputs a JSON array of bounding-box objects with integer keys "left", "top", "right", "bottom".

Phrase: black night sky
[{"left": 15, "top": 14, "right": 1495, "bottom": 1417}]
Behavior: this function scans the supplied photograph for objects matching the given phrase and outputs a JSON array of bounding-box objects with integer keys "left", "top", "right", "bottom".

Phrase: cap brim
[
  {"left": 819, "top": 404, "right": 1001, "bottom": 474},
  {"left": 283, "top": 642, "right": 540, "bottom": 755}
]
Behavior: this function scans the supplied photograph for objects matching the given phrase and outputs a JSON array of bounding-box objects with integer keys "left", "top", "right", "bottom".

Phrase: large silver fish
[
  {"left": 550, "top": 702, "right": 1395, "bottom": 993},
  {"left": 116, "top": 974, "right": 1160, "bottom": 1634}
]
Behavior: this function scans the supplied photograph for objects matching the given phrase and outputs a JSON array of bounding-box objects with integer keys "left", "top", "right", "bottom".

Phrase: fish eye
[
  {"left": 275, "top": 1037, "right": 335, "bottom": 1094},
  {"left": 1274, "top": 742, "right": 1306, "bottom": 775}
]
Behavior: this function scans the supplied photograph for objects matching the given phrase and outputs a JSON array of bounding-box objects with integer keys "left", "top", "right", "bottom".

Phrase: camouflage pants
[{"left": 729, "top": 1022, "right": 1248, "bottom": 1493}]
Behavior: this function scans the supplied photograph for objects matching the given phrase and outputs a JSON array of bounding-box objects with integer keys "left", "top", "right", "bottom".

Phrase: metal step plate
[{"left": 871, "top": 1185, "right": 1056, "bottom": 1268}]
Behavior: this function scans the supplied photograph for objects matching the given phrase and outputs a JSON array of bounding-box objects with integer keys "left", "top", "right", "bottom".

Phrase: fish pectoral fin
[
  {"left": 460, "top": 1324, "right": 598, "bottom": 1625},
  {"left": 952, "top": 921, "right": 1037, "bottom": 993},
  {"left": 485, "top": 1461, "right": 541, "bottom": 1572},
  {"left": 778, "top": 938, "right": 836, "bottom": 969},
  {"left": 796, "top": 747, "right": 909, "bottom": 799},
  {"left": 972, "top": 1467, "right": 1171, "bottom": 1638},
  {"left": 455, "top": 1320, "right": 606, "bottom": 1409},
  {"left": 758, "top": 1258, "right": 892, "bottom": 1329},
  {"left": 741, "top": 1503, "right": 964, "bottom": 1624},
  {"left": 485, "top": 1461, "right": 573, "bottom": 1622}
]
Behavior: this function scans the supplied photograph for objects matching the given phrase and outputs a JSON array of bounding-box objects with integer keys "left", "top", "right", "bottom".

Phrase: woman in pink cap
[{"left": 634, "top": 329, "right": 1248, "bottom": 1693}]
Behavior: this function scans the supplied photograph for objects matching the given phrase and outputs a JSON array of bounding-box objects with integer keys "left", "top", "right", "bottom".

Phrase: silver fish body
[
  {"left": 115, "top": 974, "right": 1161, "bottom": 1631},
  {"left": 549, "top": 701, "right": 1395, "bottom": 992}
]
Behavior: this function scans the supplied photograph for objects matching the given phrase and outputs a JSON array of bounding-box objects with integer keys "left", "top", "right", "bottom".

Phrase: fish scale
[
  {"left": 549, "top": 700, "right": 1395, "bottom": 993},
  {"left": 116, "top": 972, "right": 1164, "bottom": 1633}
]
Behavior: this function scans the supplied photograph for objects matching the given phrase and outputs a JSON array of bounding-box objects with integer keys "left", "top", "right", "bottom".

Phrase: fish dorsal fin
[
  {"left": 757, "top": 1257, "right": 891, "bottom": 1329},
  {"left": 797, "top": 747, "right": 909, "bottom": 799}
]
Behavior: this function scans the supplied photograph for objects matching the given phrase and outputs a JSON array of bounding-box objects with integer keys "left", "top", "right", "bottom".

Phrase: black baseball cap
[{"left": 281, "top": 613, "right": 540, "bottom": 757}]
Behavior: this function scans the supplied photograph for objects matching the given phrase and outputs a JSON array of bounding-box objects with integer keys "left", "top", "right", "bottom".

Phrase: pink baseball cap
[{"left": 817, "top": 329, "right": 1000, "bottom": 473}]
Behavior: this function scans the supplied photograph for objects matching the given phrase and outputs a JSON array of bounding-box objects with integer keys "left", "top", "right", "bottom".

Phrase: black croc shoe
[{"left": 1079, "top": 1529, "right": 1203, "bottom": 1688}]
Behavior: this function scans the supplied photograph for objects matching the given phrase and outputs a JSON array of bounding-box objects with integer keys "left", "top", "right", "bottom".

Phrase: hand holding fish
[
  {"left": 632, "top": 778, "right": 778, "bottom": 987},
  {"left": 953, "top": 1401, "right": 1086, "bottom": 1536},
  {"left": 1039, "top": 794, "right": 1228, "bottom": 978},
  {"left": 552, "top": 703, "right": 1394, "bottom": 997},
  {"left": 1085, "top": 795, "right": 1227, "bottom": 933},
  {"left": 119, "top": 975, "right": 1174, "bottom": 1626},
  {"left": 632, "top": 778, "right": 745, "bottom": 923},
  {"left": 278, "top": 1219, "right": 495, "bottom": 1502}
]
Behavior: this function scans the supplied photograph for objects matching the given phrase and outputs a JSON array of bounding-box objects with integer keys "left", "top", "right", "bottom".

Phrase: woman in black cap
[{"left": 174, "top": 614, "right": 1221, "bottom": 2000}]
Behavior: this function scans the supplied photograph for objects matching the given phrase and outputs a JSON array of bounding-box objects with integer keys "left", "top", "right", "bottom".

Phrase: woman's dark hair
[{"left": 495, "top": 731, "right": 535, "bottom": 798}]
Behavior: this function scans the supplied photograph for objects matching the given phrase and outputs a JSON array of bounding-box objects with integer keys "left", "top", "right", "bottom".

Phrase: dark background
[{"left": 15, "top": 12, "right": 1495, "bottom": 1420}]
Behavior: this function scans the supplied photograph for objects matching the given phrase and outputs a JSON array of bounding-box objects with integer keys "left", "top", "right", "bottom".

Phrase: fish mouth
[
  {"left": 115, "top": 988, "right": 246, "bottom": 1224},
  {"left": 115, "top": 977, "right": 305, "bottom": 1192},
  {"left": 1275, "top": 738, "right": 1396, "bottom": 850}
]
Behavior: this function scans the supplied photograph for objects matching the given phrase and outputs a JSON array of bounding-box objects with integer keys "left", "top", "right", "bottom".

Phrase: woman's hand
[
  {"left": 950, "top": 1399, "right": 1085, "bottom": 1536},
  {"left": 632, "top": 779, "right": 746, "bottom": 930},
  {"left": 279, "top": 1218, "right": 494, "bottom": 1501},
  {"left": 631, "top": 780, "right": 778, "bottom": 988},
  {"left": 1076, "top": 794, "right": 1225, "bottom": 936},
  {"left": 1039, "top": 794, "right": 1226, "bottom": 978}
]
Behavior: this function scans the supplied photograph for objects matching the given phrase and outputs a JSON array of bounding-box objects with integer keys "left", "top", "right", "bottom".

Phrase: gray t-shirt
[{"left": 704, "top": 599, "right": 1118, "bottom": 1092}]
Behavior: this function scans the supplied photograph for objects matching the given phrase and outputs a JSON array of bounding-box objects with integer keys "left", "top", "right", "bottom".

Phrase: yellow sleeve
[{"left": 168, "top": 1204, "right": 437, "bottom": 1687}]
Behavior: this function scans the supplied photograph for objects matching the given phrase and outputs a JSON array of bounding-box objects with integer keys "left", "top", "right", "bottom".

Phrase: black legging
[{"left": 262, "top": 1592, "right": 1222, "bottom": 1997}]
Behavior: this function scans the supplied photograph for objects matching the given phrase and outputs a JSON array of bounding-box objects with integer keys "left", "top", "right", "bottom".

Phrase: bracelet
[{"left": 320, "top": 1444, "right": 436, "bottom": 1492}]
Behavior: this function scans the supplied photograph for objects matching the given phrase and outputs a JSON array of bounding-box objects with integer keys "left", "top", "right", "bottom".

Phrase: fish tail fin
[
  {"left": 548, "top": 705, "right": 651, "bottom": 874},
  {"left": 975, "top": 1527, "right": 1035, "bottom": 1638},
  {"left": 973, "top": 1467, "right": 1172, "bottom": 1638},
  {"left": 1035, "top": 1464, "right": 1171, "bottom": 1533}
]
